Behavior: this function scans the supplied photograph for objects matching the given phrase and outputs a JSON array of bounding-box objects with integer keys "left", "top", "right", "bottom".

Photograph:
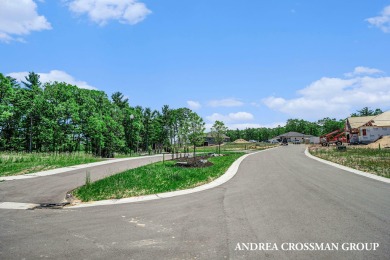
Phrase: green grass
[
  {"left": 194, "top": 142, "right": 276, "bottom": 153},
  {"left": 0, "top": 152, "right": 102, "bottom": 177},
  {"left": 73, "top": 152, "right": 245, "bottom": 202},
  {"left": 309, "top": 146, "right": 390, "bottom": 178}
]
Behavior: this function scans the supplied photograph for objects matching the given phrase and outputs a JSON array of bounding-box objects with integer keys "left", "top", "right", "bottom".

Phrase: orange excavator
[{"left": 320, "top": 129, "right": 346, "bottom": 146}]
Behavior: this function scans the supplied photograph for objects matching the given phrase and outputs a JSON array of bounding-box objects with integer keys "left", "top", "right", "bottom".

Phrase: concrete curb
[
  {"left": 305, "top": 147, "right": 390, "bottom": 184},
  {"left": 70, "top": 148, "right": 277, "bottom": 209},
  {"left": 0, "top": 154, "right": 164, "bottom": 182}
]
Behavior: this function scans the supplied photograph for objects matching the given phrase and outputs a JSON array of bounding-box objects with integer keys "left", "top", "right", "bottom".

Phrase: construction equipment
[{"left": 320, "top": 129, "right": 346, "bottom": 146}]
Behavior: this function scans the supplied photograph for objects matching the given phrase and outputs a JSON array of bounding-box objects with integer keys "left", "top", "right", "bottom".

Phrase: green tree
[
  {"left": 187, "top": 112, "right": 205, "bottom": 160},
  {"left": 111, "top": 92, "right": 129, "bottom": 110},
  {"left": 160, "top": 105, "right": 172, "bottom": 151},
  {"left": 176, "top": 108, "right": 192, "bottom": 150},
  {"left": 211, "top": 120, "right": 228, "bottom": 154},
  {"left": 351, "top": 107, "right": 383, "bottom": 117},
  {"left": 0, "top": 71, "right": 218, "bottom": 158},
  {"left": 22, "top": 72, "right": 43, "bottom": 152},
  {"left": 0, "top": 74, "right": 17, "bottom": 150},
  {"left": 317, "top": 117, "right": 344, "bottom": 135},
  {"left": 141, "top": 107, "right": 153, "bottom": 153}
]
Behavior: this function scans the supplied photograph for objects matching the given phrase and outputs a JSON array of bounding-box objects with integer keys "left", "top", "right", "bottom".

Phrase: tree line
[
  {"left": 225, "top": 118, "right": 344, "bottom": 142},
  {"left": 225, "top": 107, "right": 384, "bottom": 142},
  {"left": 0, "top": 72, "right": 205, "bottom": 157},
  {"left": 1, "top": 71, "right": 385, "bottom": 156}
]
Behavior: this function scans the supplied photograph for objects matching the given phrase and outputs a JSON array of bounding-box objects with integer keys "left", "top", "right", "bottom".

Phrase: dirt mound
[
  {"left": 175, "top": 155, "right": 214, "bottom": 168},
  {"left": 234, "top": 139, "right": 250, "bottom": 144},
  {"left": 366, "top": 135, "right": 390, "bottom": 149}
]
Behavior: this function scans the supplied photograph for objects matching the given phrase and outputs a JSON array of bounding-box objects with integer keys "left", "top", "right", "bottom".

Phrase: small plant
[
  {"left": 170, "top": 172, "right": 182, "bottom": 181},
  {"left": 85, "top": 171, "right": 91, "bottom": 186}
]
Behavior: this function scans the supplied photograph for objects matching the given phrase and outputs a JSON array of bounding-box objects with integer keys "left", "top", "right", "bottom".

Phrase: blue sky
[{"left": 1, "top": 0, "right": 390, "bottom": 129}]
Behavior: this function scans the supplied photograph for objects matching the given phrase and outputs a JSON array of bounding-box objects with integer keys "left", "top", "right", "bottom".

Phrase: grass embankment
[
  {"left": 309, "top": 146, "right": 390, "bottom": 178},
  {"left": 73, "top": 152, "right": 245, "bottom": 202},
  {"left": 0, "top": 152, "right": 102, "bottom": 177}
]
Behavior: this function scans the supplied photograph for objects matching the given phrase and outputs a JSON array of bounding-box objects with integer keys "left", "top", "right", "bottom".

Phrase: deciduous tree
[{"left": 210, "top": 120, "right": 228, "bottom": 154}]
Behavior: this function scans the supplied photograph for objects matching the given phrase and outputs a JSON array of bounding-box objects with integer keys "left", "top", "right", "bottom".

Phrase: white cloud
[
  {"left": 7, "top": 70, "right": 97, "bottom": 90},
  {"left": 344, "top": 66, "right": 383, "bottom": 77},
  {"left": 205, "top": 122, "right": 285, "bottom": 131},
  {"left": 229, "top": 112, "right": 254, "bottom": 121},
  {"left": 250, "top": 102, "right": 261, "bottom": 107},
  {"left": 206, "top": 112, "right": 254, "bottom": 123},
  {"left": 187, "top": 100, "right": 201, "bottom": 110},
  {"left": 67, "top": 0, "right": 152, "bottom": 26},
  {"left": 227, "top": 122, "right": 286, "bottom": 130},
  {"left": 208, "top": 98, "right": 244, "bottom": 107},
  {"left": 0, "top": 0, "right": 51, "bottom": 43},
  {"left": 206, "top": 113, "right": 229, "bottom": 122},
  {"left": 366, "top": 5, "right": 390, "bottom": 33},
  {"left": 262, "top": 69, "right": 390, "bottom": 120}
]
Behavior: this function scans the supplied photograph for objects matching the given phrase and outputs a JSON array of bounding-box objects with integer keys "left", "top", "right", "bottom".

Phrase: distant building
[
  {"left": 204, "top": 133, "right": 230, "bottom": 146},
  {"left": 345, "top": 111, "right": 390, "bottom": 144},
  {"left": 269, "top": 132, "right": 318, "bottom": 144}
]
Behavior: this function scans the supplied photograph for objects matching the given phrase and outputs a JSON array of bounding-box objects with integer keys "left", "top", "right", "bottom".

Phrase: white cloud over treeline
[
  {"left": 187, "top": 100, "right": 202, "bottom": 110},
  {"left": 206, "top": 112, "right": 254, "bottom": 123},
  {"left": 263, "top": 67, "right": 390, "bottom": 120},
  {"left": 208, "top": 98, "right": 244, "bottom": 107},
  {"left": 7, "top": 70, "right": 97, "bottom": 90}
]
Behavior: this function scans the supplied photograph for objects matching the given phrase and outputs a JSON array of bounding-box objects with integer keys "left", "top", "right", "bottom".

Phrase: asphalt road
[
  {"left": 0, "top": 154, "right": 169, "bottom": 204},
  {"left": 1, "top": 145, "right": 389, "bottom": 259}
]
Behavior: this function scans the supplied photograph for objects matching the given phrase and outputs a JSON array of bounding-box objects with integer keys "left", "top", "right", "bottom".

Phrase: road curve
[
  {"left": 1, "top": 145, "right": 389, "bottom": 259},
  {"left": 0, "top": 154, "right": 168, "bottom": 204}
]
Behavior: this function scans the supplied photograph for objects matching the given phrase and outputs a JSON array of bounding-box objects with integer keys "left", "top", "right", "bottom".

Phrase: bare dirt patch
[
  {"left": 233, "top": 139, "right": 250, "bottom": 144},
  {"left": 366, "top": 136, "right": 390, "bottom": 149}
]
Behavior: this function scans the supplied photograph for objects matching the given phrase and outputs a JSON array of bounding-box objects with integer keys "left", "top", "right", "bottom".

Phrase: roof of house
[
  {"left": 368, "top": 111, "right": 390, "bottom": 127},
  {"left": 269, "top": 132, "right": 315, "bottom": 140},
  {"left": 278, "top": 132, "right": 315, "bottom": 138},
  {"left": 347, "top": 116, "right": 376, "bottom": 129},
  {"left": 347, "top": 111, "right": 390, "bottom": 128}
]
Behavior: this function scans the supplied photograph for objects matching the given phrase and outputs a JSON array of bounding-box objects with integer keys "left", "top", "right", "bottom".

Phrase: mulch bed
[{"left": 175, "top": 155, "right": 214, "bottom": 168}]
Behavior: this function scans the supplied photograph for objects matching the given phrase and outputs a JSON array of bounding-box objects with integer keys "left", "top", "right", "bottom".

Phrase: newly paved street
[
  {"left": 1, "top": 145, "right": 389, "bottom": 259},
  {"left": 0, "top": 155, "right": 168, "bottom": 204}
]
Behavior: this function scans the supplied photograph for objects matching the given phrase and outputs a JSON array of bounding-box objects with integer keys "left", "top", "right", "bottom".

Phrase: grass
[
  {"left": 73, "top": 152, "right": 245, "bottom": 202},
  {"left": 309, "top": 146, "right": 390, "bottom": 178},
  {"left": 194, "top": 142, "right": 276, "bottom": 153},
  {"left": 0, "top": 152, "right": 102, "bottom": 177}
]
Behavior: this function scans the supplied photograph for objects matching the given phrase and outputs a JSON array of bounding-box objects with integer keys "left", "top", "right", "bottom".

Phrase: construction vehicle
[{"left": 320, "top": 129, "right": 347, "bottom": 146}]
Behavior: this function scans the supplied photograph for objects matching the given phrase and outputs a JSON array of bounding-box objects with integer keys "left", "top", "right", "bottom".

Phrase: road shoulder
[{"left": 305, "top": 147, "right": 390, "bottom": 184}]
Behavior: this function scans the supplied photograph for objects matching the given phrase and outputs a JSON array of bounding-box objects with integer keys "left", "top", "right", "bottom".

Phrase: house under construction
[{"left": 345, "top": 111, "right": 390, "bottom": 144}]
